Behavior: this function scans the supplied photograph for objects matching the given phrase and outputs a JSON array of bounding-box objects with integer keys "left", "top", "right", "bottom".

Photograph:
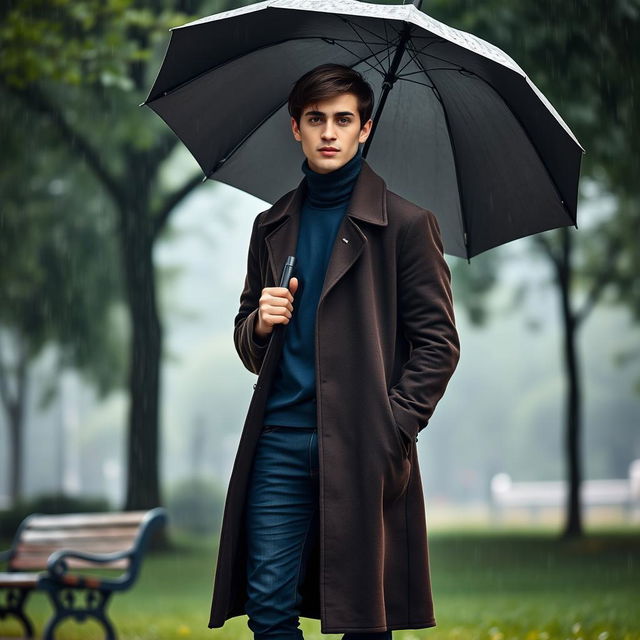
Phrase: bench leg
[
  {"left": 42, "top": 587, "right": 116, "bottom": 640},
  {"left": 0, "top": 586, "right": 36, "bottom": 638}
]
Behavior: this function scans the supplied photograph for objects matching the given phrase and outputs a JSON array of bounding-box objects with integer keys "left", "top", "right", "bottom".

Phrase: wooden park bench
[{"left": 0, "top": 507, "right": 167, "bottom": 639}]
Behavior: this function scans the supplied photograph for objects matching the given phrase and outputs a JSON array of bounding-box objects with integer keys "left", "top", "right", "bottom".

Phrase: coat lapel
[{"left": 259, "top": 159, "right": 389, "bottom": 301}]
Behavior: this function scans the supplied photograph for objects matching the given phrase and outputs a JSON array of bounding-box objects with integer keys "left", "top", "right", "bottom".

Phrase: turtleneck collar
[{"left": 301, "top": 147, "right": 363, "bottom": 208}]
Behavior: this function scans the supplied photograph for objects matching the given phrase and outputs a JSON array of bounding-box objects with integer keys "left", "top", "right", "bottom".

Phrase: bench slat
[
  {"left": 0, "top": 572, "right": 41, "bottom": 587},
  {"left": 25, "top": 512, "right": 149, "bottom": 528},
  {"left": 21, "top": 527, "right": 139, "bottom": 543}
]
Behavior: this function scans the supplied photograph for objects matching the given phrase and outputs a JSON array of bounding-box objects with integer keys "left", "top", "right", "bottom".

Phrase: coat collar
[
  {"left": 257, "top": 158, "right": 388, "bottom": 228},
  {"left": 258, "top": 158, "right": 387, "bottom": 304}
]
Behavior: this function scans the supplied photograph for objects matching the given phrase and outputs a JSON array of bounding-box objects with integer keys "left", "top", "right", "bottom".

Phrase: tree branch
[
  {"left": 0, "top": 331, "right": 13, "bottom": 410},
  {"left": 152, "top": 172, "right": 204, "bottom": 237},
  {"left": 1, "top": 80, "right": 126, "bottom": 209},
  {"left": 533, "top": 232, "right": 562, "bottom": 272},
  {"left": 575, "top": 235, "right": 624, "bottom": 326},
  {"left": 148, "top": 129, "right": 182, "bottom": 176}
]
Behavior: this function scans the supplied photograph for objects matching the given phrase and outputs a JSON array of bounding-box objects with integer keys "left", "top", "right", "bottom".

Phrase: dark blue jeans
[{"left": 244, "top": 425, "right": 392, "bottom": 640}]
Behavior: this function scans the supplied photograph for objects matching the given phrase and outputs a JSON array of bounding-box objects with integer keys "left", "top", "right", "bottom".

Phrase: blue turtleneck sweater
[{"left": 263, "top": 148, "right": 363, "bottom": 428}]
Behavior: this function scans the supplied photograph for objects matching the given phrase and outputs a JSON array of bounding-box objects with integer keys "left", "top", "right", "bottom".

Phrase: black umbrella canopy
[{"left": 141, "top": 0, "right": 585, "bottom": 259}]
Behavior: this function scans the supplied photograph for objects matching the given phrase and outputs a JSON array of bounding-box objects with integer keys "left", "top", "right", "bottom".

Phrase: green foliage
[
  {"left": 0, "top": 89, "right": 127, "bottom": 398},
  {"left": 0, "top": 491, "right": 110, "bottom": 539},
  {"left": 0, "top": 0, "right": 191, "bottom": 90}
]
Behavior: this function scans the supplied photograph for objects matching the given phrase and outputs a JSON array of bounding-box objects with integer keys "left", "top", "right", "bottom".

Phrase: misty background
[{"left": 2, "top": 146, "right": 637, "bottom": 521}]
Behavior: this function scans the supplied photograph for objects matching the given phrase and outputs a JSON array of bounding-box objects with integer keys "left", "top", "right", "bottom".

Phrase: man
[{"left": 208, "top": 64, "right": 460, "bottom": 640}]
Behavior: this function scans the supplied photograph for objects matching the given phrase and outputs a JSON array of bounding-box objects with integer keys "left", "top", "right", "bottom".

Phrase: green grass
[{"left": 1, "top": 527, "right": 638, "bottom": 640}]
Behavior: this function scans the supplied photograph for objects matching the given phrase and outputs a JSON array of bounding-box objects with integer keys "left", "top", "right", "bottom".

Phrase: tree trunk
[
  {"left": 7, "top": 385, "right": 26, "bottom": 503},
  {"left": 119, "top": 209, "right": 163, "bottom": 512},
  {"left": 0, "top": 335, "right": 29, "bottom": 505},
  {"left": 555, "top": 228, "right": 583, "bottom": 538}
]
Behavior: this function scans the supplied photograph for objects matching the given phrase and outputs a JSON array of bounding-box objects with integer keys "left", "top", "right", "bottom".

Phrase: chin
[{"left": 309, "top": 155, "right": 342, "bottom": 173}]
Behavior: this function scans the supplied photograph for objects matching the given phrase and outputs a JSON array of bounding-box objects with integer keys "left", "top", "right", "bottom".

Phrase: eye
[
  {"left": 339, "top": 117, "right": 351, "bottom": 125},
  {"left": 309, "top": 116, "right": 321, "bottom": 123}
]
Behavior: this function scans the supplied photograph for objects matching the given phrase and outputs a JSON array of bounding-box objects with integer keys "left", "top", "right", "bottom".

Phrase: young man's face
[{"left": 291, "top": 92, "right": 373, "bottom": 174}]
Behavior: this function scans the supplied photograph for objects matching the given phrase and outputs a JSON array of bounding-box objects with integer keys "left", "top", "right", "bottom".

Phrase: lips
[{"left": 319, "top": 147, "right": 338, "bottom": 152}]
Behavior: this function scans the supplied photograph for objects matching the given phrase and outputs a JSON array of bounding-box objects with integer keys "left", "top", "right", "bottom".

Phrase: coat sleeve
[
  {"left": 388, "top": 209, "right": 460, "bottom": 442},
  {"left": 234, "top": 214, "right": 272, "bottom": 375}
]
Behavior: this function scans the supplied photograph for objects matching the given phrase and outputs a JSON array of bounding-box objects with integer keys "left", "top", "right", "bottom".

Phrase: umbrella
[{"left": 140, "top": 0, "right": 585, "bottom": 260}]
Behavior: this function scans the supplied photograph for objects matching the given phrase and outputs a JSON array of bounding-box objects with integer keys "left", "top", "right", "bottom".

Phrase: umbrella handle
[
  {"left": 270, "top": 255, "right": 296, "bottom": 337},
  {"left": 279, "top": 256, "right": 296, "bottom": 289}
]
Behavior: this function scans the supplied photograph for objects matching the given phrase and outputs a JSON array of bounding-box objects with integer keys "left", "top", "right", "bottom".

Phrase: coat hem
[
  {"left": 320, "top": 619, "right": 437, "bottom": 633},
  {"left": 208, "top": 619, "right": 437, "bottom": 632}
]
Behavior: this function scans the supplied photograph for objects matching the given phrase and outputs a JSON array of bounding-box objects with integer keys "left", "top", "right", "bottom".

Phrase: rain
[{"left": 0, "top": 0, "right": 638, "bottom": 638}]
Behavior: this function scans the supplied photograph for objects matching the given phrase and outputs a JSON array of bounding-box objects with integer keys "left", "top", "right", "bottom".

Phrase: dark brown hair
[{"left": 288, "top": 63, "right": 374, "bottom": 129}]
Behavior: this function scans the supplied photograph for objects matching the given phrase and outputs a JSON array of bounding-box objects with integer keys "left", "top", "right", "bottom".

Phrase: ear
[
  {"left": 291, "top": 116, "right": 302, "bottom": 142},
  {"left": 358, "top": 118, "right": 373, "bottom": 144}
]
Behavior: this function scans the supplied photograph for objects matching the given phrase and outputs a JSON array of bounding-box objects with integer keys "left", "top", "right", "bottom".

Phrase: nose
[{"left": 322, "top": 122, "right": 337, "bottom": 141}]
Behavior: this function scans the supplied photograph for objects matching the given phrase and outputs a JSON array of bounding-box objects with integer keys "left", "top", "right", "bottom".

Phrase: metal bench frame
[{"left": 0, "top": 507, "right": 167, "bottom": 639}]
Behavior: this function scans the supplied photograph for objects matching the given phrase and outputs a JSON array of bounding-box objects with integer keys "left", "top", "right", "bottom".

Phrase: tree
[
  {"left": 432, "top": 0, "right": 640, "bottom": 537},
  {"left": 0, "top": 92, "right": 124, "bottom": 502},
  {"left": 0, "top": 0, "right": 244, "bottom": 512}
]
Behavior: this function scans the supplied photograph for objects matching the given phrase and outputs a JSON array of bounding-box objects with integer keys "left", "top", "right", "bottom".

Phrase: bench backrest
[{"left": 7, "top": 509, "right": 165, "bottom": 572}]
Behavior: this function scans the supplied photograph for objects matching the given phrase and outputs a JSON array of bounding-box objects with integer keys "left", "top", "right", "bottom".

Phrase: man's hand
[{"left": 255, "top": 277, "right": 299, "bottom": 340}]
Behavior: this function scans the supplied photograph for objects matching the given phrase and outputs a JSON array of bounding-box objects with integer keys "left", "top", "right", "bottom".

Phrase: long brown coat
[{"left": 208, "top": 158, "right": 460, "bottom": 633}]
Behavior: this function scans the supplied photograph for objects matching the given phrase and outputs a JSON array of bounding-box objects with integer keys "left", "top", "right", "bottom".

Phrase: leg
[
  {"left": 0, "top": 586, "right": 35, "bottom": 638},
  {"left": 245, "top": 426, "right": 320, "bottom": 640},
  {"left": 42, "top": 587, "right": 116, "bottom": 640}
]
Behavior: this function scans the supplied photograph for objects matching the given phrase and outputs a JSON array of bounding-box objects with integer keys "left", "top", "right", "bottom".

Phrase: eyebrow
[{"left": 303, "top": 110, "right": 355, "bottom": 117}]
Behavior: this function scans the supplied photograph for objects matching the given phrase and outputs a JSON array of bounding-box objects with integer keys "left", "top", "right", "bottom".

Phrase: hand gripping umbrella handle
[{"left": 270, "top": 255, "right": 296, "bottom": 337}]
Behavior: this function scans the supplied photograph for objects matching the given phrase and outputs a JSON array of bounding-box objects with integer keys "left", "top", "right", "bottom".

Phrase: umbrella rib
[
  {"left": 340, "top": 14, "right": 398, "bottom": 46},
  {"left": 398, "top": 40, "right": 456, "bottom": 76},
  {"left": 396, "top": 76, "right": 438, "bottom": 94},
  {"left": 394, "top": 34, "right": 424, "bottom": 76},
  {"left": 409, "top": 46, "right": 472, "bottom": 76},
  {"left": 328, "top": 38, "right": 390, "bottom": 79},
  {"left": 398, "top": 66, "right": 461, "bottom": 78},
  {"left": 411, "top": 43, "right": 576, "bottom": 225},
  {"left": 341, "top": 17, "right": 390, "bottom": 76},
  {"left": 467, "top": 72, "right": 577, "bottom": 225},
  {"left": 410, "top": 38, "right": 454, "bottom": 56},
  {"left": 409, "top": 45, "right": 470, "bottom": 258},
  {"left": 381, "top": 18, "right": 406, "bottom": 70},
  {"left": 145, "top": 36, "right": 387, "bottom": 106}
]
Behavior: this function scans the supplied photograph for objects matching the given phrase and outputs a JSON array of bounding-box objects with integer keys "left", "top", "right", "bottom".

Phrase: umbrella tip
[{"left": 138, "top": 101, "right": 146, "bottom": 107}]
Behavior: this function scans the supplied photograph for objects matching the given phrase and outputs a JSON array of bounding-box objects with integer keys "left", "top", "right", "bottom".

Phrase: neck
[{"left": 301, "top": 147, "right": 363, "bottom": 208}]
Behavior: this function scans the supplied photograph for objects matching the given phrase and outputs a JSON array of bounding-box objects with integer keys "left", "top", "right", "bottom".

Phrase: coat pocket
[
  {"left": 386, "top": 395, "right": 411, "bottom": 460},
  {"left": 392, "top": 421, "right": 412, "bottom": 459}
]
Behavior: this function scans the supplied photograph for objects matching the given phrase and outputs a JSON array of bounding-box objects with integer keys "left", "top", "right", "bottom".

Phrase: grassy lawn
[{"left": 1, "top": 526, "right": 638, "bottom": 640}]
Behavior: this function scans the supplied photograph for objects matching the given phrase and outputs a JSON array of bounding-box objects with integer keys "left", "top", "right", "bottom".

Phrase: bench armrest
[{"left": 47, "top": 548, "right": 132, "bottom": 578}]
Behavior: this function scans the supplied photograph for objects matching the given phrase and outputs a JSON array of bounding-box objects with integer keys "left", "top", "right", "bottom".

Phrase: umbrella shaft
[{"left": 363, "top": 20, "right": 414, "bottom": 159}]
